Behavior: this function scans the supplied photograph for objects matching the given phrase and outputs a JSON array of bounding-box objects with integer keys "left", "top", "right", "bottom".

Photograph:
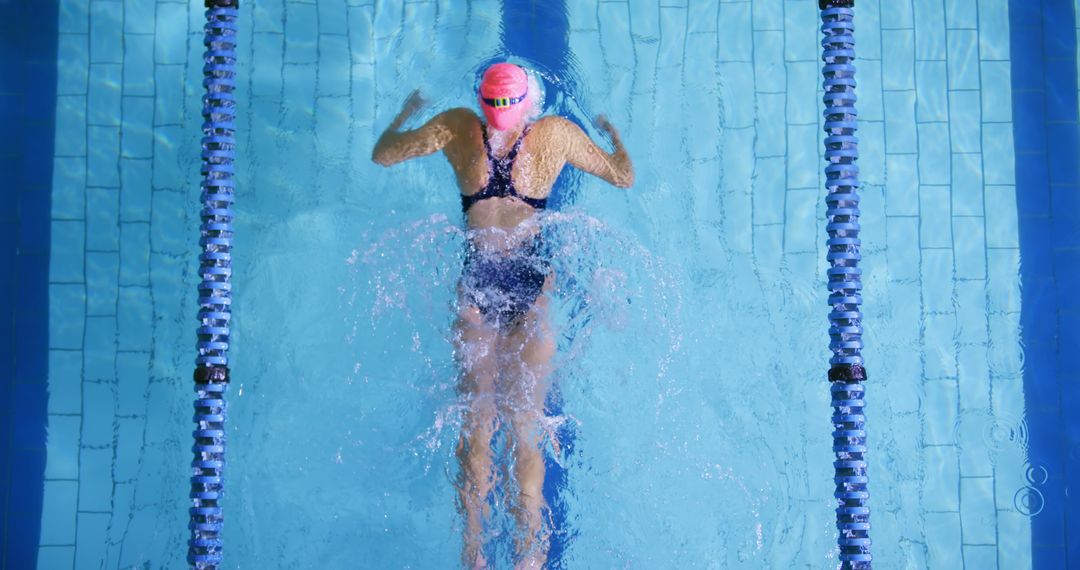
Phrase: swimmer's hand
[
  {"left": 595, "top": 114, "right": 622, "bottom": 144},
  {"left": 372, "top": 92, "right": 456, "bottom": 167},
  {"left": 390, "top": 89, "right": 428, "bottom": 130}
]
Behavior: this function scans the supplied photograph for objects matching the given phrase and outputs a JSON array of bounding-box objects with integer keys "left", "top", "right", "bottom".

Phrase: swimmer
[{"left": 372, "top": 62, "right": 633, "bottom": 569}]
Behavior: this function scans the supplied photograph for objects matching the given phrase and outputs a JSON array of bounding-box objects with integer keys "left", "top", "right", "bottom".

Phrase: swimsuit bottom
[{"left": 462, "top": 235, "right": 551, "bottom": 327}]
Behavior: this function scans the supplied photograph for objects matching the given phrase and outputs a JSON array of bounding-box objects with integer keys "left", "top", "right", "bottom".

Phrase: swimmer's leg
[
  {"left": 501, "top": 280, "right": 556, "bottom": 569},
  {"left": 454, "top": 303, "right": 500, "bottom": 569}
]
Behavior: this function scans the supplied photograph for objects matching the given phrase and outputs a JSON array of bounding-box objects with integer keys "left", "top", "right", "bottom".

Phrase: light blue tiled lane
[{"left": 40, "top": 0, "right": 200, "bottom": 567}]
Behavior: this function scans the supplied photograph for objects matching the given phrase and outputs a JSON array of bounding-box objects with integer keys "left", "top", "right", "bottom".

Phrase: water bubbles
[
  {"left": 982, "top": 415, "right": 1029, "bottom": 452},
  {"left": 1013, "top": 486, "right": 1044, "bottom": 517},
  {"left": 1025, "top": 463, "right": 1048, "bottom": 486}
]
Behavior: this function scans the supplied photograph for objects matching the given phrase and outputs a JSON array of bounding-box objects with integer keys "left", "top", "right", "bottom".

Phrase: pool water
[{"left": 4, "top": 0, "right": 1079, "bottom": 568}]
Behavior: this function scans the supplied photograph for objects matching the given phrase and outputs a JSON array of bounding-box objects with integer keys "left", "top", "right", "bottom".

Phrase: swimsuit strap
[{"left": 463, "top": 123, "right": 546, "bottom": 211}]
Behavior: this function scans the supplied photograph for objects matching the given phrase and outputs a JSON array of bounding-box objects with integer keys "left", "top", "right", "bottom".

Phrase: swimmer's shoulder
[
  {"left": 530, "top": 115, "right": 571, "bottom": 132},
  {"left": 438, "top": 107, "right": 481, "bottom": 128}
]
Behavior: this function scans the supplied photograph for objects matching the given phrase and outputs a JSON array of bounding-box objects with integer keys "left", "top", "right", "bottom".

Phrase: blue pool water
[{"left": 3, "top": 0, "right": 1080, "bottom": 568}]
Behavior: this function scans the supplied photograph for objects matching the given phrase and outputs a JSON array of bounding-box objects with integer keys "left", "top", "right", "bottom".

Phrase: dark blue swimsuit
[{"left": 461, "top": 124, "right": 550, "bottom": 327}]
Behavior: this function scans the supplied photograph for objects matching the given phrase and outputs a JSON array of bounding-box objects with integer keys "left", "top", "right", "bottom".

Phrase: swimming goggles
[{"left": 481, "top": 91, "right": 527, "bottom": 109}]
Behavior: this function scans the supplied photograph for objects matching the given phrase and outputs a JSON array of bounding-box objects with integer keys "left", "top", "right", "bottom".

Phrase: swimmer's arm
[
  {"left": 372, "top": 94, "right": 461, "bottom": 166},
  {"left": 561, "top": 116, "right": 635, "bottom": 189}
]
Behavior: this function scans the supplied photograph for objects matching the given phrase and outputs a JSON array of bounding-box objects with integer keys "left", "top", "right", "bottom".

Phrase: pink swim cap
[{"left": 479, "top": 63, "right": 530, "bottom": 131}]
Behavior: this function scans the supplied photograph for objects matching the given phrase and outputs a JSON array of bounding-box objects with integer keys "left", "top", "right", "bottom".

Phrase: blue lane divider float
[
  {"left": 819, "top": 1, "right": 872, "bottom": 568},
  {"left": 190, "top": 1, "right": 239, "bottom": 568}
]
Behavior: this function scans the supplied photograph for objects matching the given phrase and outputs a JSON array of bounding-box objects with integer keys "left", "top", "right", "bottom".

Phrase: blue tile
[
  {"left": 946, "top": 29, "right": 979, "bottom": 90},
  {"left": 913, "top": 0, "right": 945, "bottom": 60},
  {"left": 717, "top": 3, "right": 751, "bottom": 62},
  {"left": 782, "top": 0, "right": 816, "bottom": 62},
  {"left": 47, "top": 349, "right": 82, "bottom": 415},
  {"left": 119, "top": 223, "right": 150, "bottom": 286},
  {"left": 123, "top": 34, "right": 154, "bottom": 97},
  {"left": 53, "top": 94, "right": 88, "bottom": 157},
  {"left": 945, "top": 0, "right": 977, "bottom": 29},
  {"left": 1047, "top": 124, "right": 1080, "bottom": 186},
  {"left": 753, "top": 93, "right": 785, "bottom": 157},
  {"left": 1050, "top": 184, "right": 1080, "bottom": 231},
  {"left": 151, "top": 127, "right": 184, "bottom": 188},
  {"left": 75, "top": 513, "right": 110, "bottom": 568},
  {"left": 58, "top": 0, "right": 89, "bottom": 34},
  {"left": 880, "top": 0, "right": 914, "bottom": 29},
  {"left": 86, "top": 251, "right": 119, "bottom": 316},
  {"left": 859, "top": 60, "right": 884, "bottom": 122},
  {"left": 952, "top": 216, "right": 986, "bottom": 279},
  {"left": 752, "top": 157, "right": 785, "bottom": 225},
  {"left": 123, "top": 1, "right": 154, "bottom": 34},
  {"left": 87, "top": 63, "right": 122, "bottom": 127},
  {"left": 1011, "top": 91, "right": 1047, "bottom": 153},
  {"left": 982, "top": 123, "right": 1015, "bottom": 185},
  {"left": 947, "top": 91, "right": 980, "bottom": 153},
  {"left": 925, "top": 511, "right": 963, "bottom": 568},
  {"left": 980, "top": 61, "right": 1013, "bottom": 122},
  {"left": 882, "top": 30, "right": 915, "bottom": 90},
  {"left": 915, "top": 61, "right": 947, "bottom": 123},
  {"left": 78, "top": 447, "right": 113, "bottom": 512},
  {"left": 1043, "top": 27, "right": 1076, "bottom": 63},
  {"left": 785, "top": 125, "right": 818, "bottom": 188},
  {"left": 1043, "top": 57, "right": 1079, "bottom": 121},
  {"left": 47, "top": 284, "right": 85, "bottom": 351},
  {"left": 1034, "top": 545, "right": 1068, "bottom": 569},
  {"left": 40, "top": 479, "right": 78, "bottom": 546},
  {"left": 22, "top": 63, "right": 60, "bottom": 120},
  {"left": 49, "top": 221, "right": 85, "bottom": 284},
  {"left": 86, "top": 126, "right": 120, "bottom": 187},
  {"left": 918, "top": 122, "right": 951, "bottom": 184},
  {"left": 118, "top": 286, "right": 153, "bottom": 351},
  {"left": 56, "top": 33, "right": 88, "bottom": 95},
  {"left": 1009, "top": 2, "right": 1041, "bottom": 29},
  {"left": 13, "top": 383, "right": 47, "bottom": 446},
  {"left": 1060, "top": 319, "right": 1080, "bottom": 369},
  {"left": 86, "top": 187, "right": 120, "bottom": 251},
  {"left": 785, "top": 61, "right": 818, "bottom": 124},
  {"left": 7, "top": 448, "right": 45, "bottom": 514},
  {"left": 120, "top": 158, "right": 152, "bottom": 222},
  {"left": 252, "top": 33, "right": 284, "bottom": 98},
  {"left": 885, "top": 222, "right": 920, "bottom": 280},
  {"left": 116, "top": 352, "right": 149, "bottom": 416},
  {"left": 861, "top": 121, "right": 886, "bottom": 186},
  {"left": 1014, "top": 156, "right": 1050, "bottom": 215},
  {"left": 884, "top": 90, "right": 918, "bottom": 154},
  {"left": 919, "top": 186, "right": 952, "bottom": 248},
  {"left": 81, "top": 382, "right": 115, "bottom": 449},
  {"left": 153, "top": 66, "right": 185, "bottom": 125},
  {"left": 285, "top": 3, "right": 319, "bottom": 64},
  {"left": 921, "top": 248, "right": 955, "bottom": 313},
  {"left": 120, "top": 98, "right": 154, "bottom": 160},
  {"left": 37, "top": 546, "right": 75, "bottom": 568},
  {"left": 154, "top": 3, "right": 188, "bottom": 65},
  {"left": 89, "top": 1, "right": 123, "bottom": 63},
  {"left": 5, "top": 513, "right": 43, "bottom": 567},
  {"left": 44, "top": 414, "right": 81, "bottom": 480},
  {"left": 115, "top": 418, "right": 142, "bottom": 480},
  {"left": 52, "top": 157, "right": 86, "bottom": 220},
  {"left": 83, "top": 316, "right": 116, "bottom": 383},
  {"left": 951, "top": 152, "right": 983, "bottom": 216},
  {"left": 17, "top": 124, "right": 54, "bottom": 186},
  {"left": 1040, "top": 0, "right": 1076, "bottom": 39},
  {"left": 0, "top": 94, "right": 17, "bottom": 127},
  {"left": 752, "top": 0, "right": 781, "bottom": 30},
  {"left": 1010, "top": 34, "right": 1045, "bottom": 85}
]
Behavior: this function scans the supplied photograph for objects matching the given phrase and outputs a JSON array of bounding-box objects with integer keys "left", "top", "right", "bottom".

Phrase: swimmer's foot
[
  {"left": 464, "top": 545, "right": 488, "bottom": 570},
  {"left": 515, "top": 550, "right": 547, "bottom": 570},
  {"left": 514, "top": 528, "right": 550, "bottom": 570}
]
